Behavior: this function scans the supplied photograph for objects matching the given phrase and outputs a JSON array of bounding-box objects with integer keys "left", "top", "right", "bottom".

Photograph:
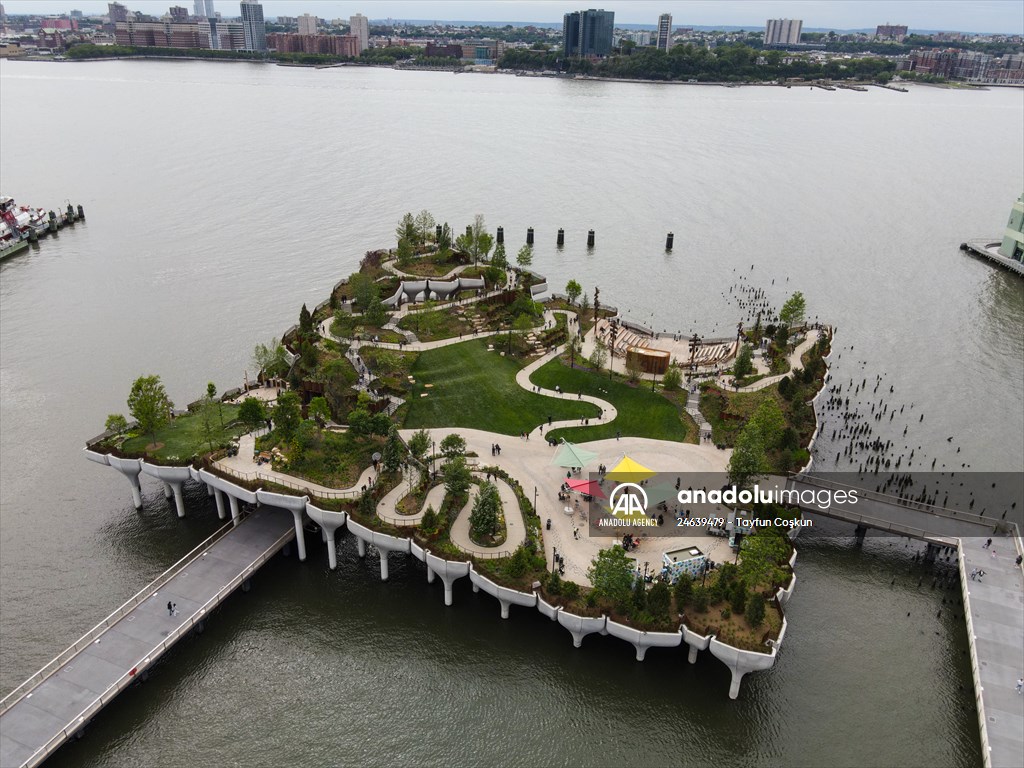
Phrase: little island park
[{"left": 88, "top": 212, "right": 831, "bottom": 693}]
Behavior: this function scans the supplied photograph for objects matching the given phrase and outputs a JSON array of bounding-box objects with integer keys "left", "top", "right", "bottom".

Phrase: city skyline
[{"left": 2, "top": 0, "right": 1023, "bottom": 34}]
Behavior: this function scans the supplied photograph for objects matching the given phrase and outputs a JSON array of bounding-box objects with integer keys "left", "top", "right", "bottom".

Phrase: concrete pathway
[
  {"left": 961, "top": 536, "right": 1024, "bottom": 768},
  {"left": 516, "top": 344, "right": 617, "bottom": 438},
  {"left": 374, "top": 465, "right": 426, "bottom": 527},
  {"left": 448, "top": 473, "right": 527, "bottom": 558}
]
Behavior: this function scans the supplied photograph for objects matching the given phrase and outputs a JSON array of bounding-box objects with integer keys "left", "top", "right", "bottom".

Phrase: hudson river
[{"left": 1, "top": 60, "right": 1021, "bottom": 767}]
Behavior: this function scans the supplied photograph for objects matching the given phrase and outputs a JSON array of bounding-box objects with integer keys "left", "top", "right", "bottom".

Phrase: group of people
[{"left": 489, "top": 443, "right": 503, "bottom": 456}]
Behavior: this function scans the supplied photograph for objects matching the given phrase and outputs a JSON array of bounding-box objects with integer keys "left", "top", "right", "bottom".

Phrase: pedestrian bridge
[
  {"left": 785, "top": 473, "right": 999, "bottom": 544},
  {"left": 0, "top": 508, "right": 294, "bottom": 768}
]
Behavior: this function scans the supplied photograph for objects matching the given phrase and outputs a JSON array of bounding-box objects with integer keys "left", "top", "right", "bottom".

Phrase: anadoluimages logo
[{"left": 608, "top": 482, "right": 648, "bottom": 518}]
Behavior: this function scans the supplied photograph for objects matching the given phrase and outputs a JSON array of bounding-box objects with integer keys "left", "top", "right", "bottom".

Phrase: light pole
[
  {"left": 431, "top": 440, "right": 435, "bottom": 476},
  {"left": 534, "top": 485, "right": 538, "bottom": 516},
  {"left": 552, "top": 546, "right": 558, "bottom": 574}
]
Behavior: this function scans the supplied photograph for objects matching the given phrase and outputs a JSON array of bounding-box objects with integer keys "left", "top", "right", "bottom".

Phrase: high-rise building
[
  {"left": 562, "top": 9, "right": 614, "bottom": 58},
  {"left": 656, "top": 13, "right": 672, "bottom": 52},
  {"left": 194, "top": 0, "right": 205, "bottom": 16},
  {"left": 240, "top": 0, "right": 265, "bottom": 51},
  {"left": 205, "top": 0, "right": 214, "bottom": 17},
  {"left": 108, "top": 2, "right": 129, "bottom": 23},
  {"left": 297, "top": 13, "right": 317, "bottom": 35},
  {"left": 764, "top": 18, "right": 802, "bottom": 46},
  {"left": 169, "top": 6, "right": 188, "bottom": 22},
  {"left": 349, "top": 13, "right": 368, "bottom": 52}
]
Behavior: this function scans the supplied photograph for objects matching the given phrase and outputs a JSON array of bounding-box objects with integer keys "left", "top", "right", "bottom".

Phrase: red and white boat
[{"left": 0, "top": 196, "right": 49, "bottom": 241}]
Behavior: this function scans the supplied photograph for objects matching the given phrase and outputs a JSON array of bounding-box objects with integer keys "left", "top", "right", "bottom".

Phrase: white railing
[
  {"left": 17, "top": 524, "right": 294, "bottom": 768},
  {"left": 0, "top": 517, "right": 245, "bottom": 716}
]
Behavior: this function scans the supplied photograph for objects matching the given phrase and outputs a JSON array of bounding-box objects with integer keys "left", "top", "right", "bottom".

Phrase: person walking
[
  {"left": 167, "top": 601, "right": 175, "bottom": 616},
  {"left": 970, "top": 568, "right": 978, "bottom": 581},
  {"left": 983, "top": 538, "right": 992, "bottom": 549},
  {"left": 1016, "top": 677, "right": 1023, "bottom": 695}
]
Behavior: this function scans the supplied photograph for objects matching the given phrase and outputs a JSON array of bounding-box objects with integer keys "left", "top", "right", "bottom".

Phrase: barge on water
[{"left": 0, "top": 196, "right": 86, "bottom": 260}]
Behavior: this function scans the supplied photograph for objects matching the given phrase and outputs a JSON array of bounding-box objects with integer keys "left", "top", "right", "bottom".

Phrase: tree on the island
[
  {"left": 364, "top": 291, "right": 389, "bottom": 328},
  {"left": 779, "top": 291, "right": 806, "bottom": 329},
  {"left": 734, "top": 344, "right": 754, "bottom": 379},
  {"left": 454, "top": 230, "right": 472, "bottom": 256},
  {"left": 382, "top": 425, "right": 405, "bottom": 473},
  {"left": 350, "top": 272, "right": 376, "bottom": 312},
  {"left": 407, "top": 429, "right": 430, "bottom": 462},
  {"left": 198, "top": 392, "right": 219, "bottom": 451},
  {"left": 253, "top": 340, "right": 289, "bottom": 379},
  {"left": 437, "top": 222, "right": 453, "bottom": 252},
  {"left": 442, "top": 455, "right": 472, "bottom": 497},
  {"left": 491, "top": 242, "right": 508, "bottom": 271},
  {"left": 647, "top": 581, "right": 671, "bottom": 620},
  {"left": 580, "top": 292, "right": 590, "bottom": 316},
  {"left": 272, "top": 391, "right": 302, "bottom": 440},
  {"left": 396, "top": 212, "right": 416, "bottom": 245},
  {"left": 347, "top": 407, "right": 372, "bottom": 436},
  {"left": 777, "top": 374, "right": 794, "bottom": 400},
  {"left": 308, "top": 396, "right": 331, "bottom": 431},
  {"left": 567, "top": 333, "right": 583, "bottom": 369},
  {"left": 691, "top": 585, "right": 709, "bottom": 613},
  {"left": 439, "top": 433, "right": 467, "bottom": 459},
  {"left": 587, "top": 545, "right": 635, "bottom": 607},
  {"left": 127, "top": 374, "right": 174, "bottom": 446},
  {"left": 469, "top": 214, "right": 493, "bottom": 265},
  {"left": 674, "top": 573, "right": 693, "bottom": 606},
  {"left": 105, "top": 413, "right": 128, "bottom": 434},
  {"left": 589, "top": 337, "right": 608, "bottom": 371},
  {"left": 745, "top": 591, "right": 766, "bottom": 628},
  {"left": 565, "top": 279, "right": 582, "bottom": 305},
  {"left": 727, "top": 424, "right": 767, "bottom": 488},
  {"left": 299, "top": 304, "right": 314, "bottom": 339},
  {"left": 469, "top": 480, "right": 501, "bottom": 540},
  {"left": 728, "top": 579, "right": 747, "bottom": 614},
  {"left": 238, "top": 397, "right": 267, "bottom": 432},
  {"left": 207, "top": 381, "right": 224, "bottom": 428},
  {"left": 631, "top": 576, "right": 647, "bottom": 611},
  {"left": 738, "top": 529, "right": 790, "bottom": 588},
  {"left": 747, "top": 398, "right": 786, "bottom": 450},
  {"left": 370, "top": 412, "right": 392, "bottom": 437},
  {"left": 625, "top": 354, "right": 642, "bottom": 383},
  {"left": 516, "top": 243, "right": 533, "bottom": 271},
  {"left": 420, "top": 505, "right": 439, "bottom": 535},
  {"left": 663, "top": 364, "right": 682, "bottom": 391},
  {"left": 415, "top": 209, "right": 435, "bottom": 243},
  {"left": 396, "top": 236, "right": 414, "bottom": 267}
]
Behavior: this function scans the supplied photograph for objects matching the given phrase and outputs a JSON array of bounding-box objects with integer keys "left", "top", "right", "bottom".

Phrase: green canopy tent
[{"left": 551, "top": 440, "right": 598, "bottom": 469}]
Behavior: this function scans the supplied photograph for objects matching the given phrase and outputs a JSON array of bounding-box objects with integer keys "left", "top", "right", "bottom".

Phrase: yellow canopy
[{"left": 605, "top": 456, "right": 656, "bottom": 482}]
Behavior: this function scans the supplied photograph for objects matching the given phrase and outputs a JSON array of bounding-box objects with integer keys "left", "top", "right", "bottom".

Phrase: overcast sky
[{"left": 4, "top": 1, "right": 1023, "bottom": 34}]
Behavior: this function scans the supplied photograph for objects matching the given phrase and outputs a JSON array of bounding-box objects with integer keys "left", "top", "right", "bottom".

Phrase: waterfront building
[
  {"left": 114, "top": 16, "right": 243, "bottom": 49},
  {"left": 765, "top": 18, "right": 802, "bottom": 46},
  {"left": 240, "top": 0, "right": 265, "bottom": 51},
  {"left": 656, "top": 12, "right": 672, "bottom": 52},
  {"left": 999, "top": 193, "right": 1024, "bottom": 264},
  {"left": 267, "top": 32, "right": 358, "bottom": 56},
  {"left": 107, "top": 2, "right": 128, "bottom": 23},
  {"left": 297, "top": 13, "right": 317, "bottom": 35},
  {"left": 169, "top": 6, "right": 188, "bottom": 22},
  {"left": 424, "top": 42, "right": 462, "bottom": 58},
  {"left": 350, "top": 12, "right": 368, "bottom": 52},
  {"left": 562, "top": 8, "right": 614, "bottom": 58},
  {"left": 875, "top": 23, "right": 908, "bottom": 41}
]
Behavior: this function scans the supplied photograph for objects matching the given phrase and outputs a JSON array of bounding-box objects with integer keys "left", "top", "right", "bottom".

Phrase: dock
[
  {"left": 0, "top": 508, "right": 294, "bottom": 768},
  {"left": 961, "top": 239, "right": 1024, "bottom": 276}
]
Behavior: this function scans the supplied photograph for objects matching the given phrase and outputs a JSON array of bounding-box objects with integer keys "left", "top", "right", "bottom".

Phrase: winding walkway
[{"left": 448, "top": 473, "right": 527, "bottom": 557}]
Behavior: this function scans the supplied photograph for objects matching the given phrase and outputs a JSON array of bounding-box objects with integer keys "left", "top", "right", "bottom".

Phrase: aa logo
[{"left": 608, "top": 482, "right": 648, "bottom": 518}]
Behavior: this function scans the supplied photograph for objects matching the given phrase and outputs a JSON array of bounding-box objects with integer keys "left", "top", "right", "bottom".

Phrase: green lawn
[
  {"left": 530, "top": 359, "right": 693, "bottom": 443},
  {"left": 120, "top": 404, "right": 246, "bottom": 461},
  {"left": 403, "top": 339, "right": 599, "bottom": 434}
]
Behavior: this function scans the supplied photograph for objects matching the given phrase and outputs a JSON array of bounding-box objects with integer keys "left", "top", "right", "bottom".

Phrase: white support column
[
  {"left": 213, "top": 488, "right": 226, "bottom": 520},
  {"left": 356, "top": 538, "right": 366, "bottom": 558},
  {"left": 498, "top": 598, "right": 510, "bottom": 619},
  {"left": 379, "top": 550, "right": 389, "bottom": 581},
  {"left": 206, "top": 483, "right": 214, "bottom": 496},
  {"left": 163, "top": 482, "right": 173, "bottom": 500},
  {"left": 427, "top": 568, "right": 436, "bottom": 584},
  {"left": 688, "top": 644, "right": 700, "bottom": 664},
  {"left": 441, "top": 575, "right": 455, "bottom": 606},
  {"left": 325, "top": 528, "right": 338, "bottom": 570},
  {"left": 289, "top": 508, "right": 306, "bottom": 562},
  {"left": 728, "top": 669, "right": 745, "bottom": 700},
  {"left": 169, "top": 481, "right": 185, "bottom": 518},
  {"left": 228, "top": 494, "right": 240, "bottom": 525}
]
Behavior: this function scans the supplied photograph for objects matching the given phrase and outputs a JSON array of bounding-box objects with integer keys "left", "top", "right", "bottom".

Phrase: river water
[{"left": 1, "top": 60, "right": 1021, "bottom": 767}]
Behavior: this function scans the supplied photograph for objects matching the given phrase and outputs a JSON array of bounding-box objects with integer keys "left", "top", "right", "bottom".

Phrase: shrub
[
  {"left": 745, "top": 592, "right": 766, "bottom": 628},
  {"left": 505, "top": 545, "right": 532, "bottom": 578},
  {"left": 663, "top": 366, "right": 682, "bottom": 391},
  {"left": 691, "top": 586, "right": 709, "bottom": 613},
  {"left": 728, "top": 581, "right": 747, "bottom": 614},
  {"left": 631, "top": 578, "right": 647, "bottom": 612},
  {"left": 421, "top": 505, "right": 438, "bottom": 535},
  {"left": 647, "top": 581, "right": 671, "bottom": 619},
  {"left": 562, "top": 580, "right": 581, "bottom": 600},
  {"left": 674, "top": 574, "right": 693, "bottom": 606},
  {"left": 546, "top": 570, "right": 562, "bottom": 595},
  {"left": 720, "top": 608, "right": 732, "bottom": 620}
]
